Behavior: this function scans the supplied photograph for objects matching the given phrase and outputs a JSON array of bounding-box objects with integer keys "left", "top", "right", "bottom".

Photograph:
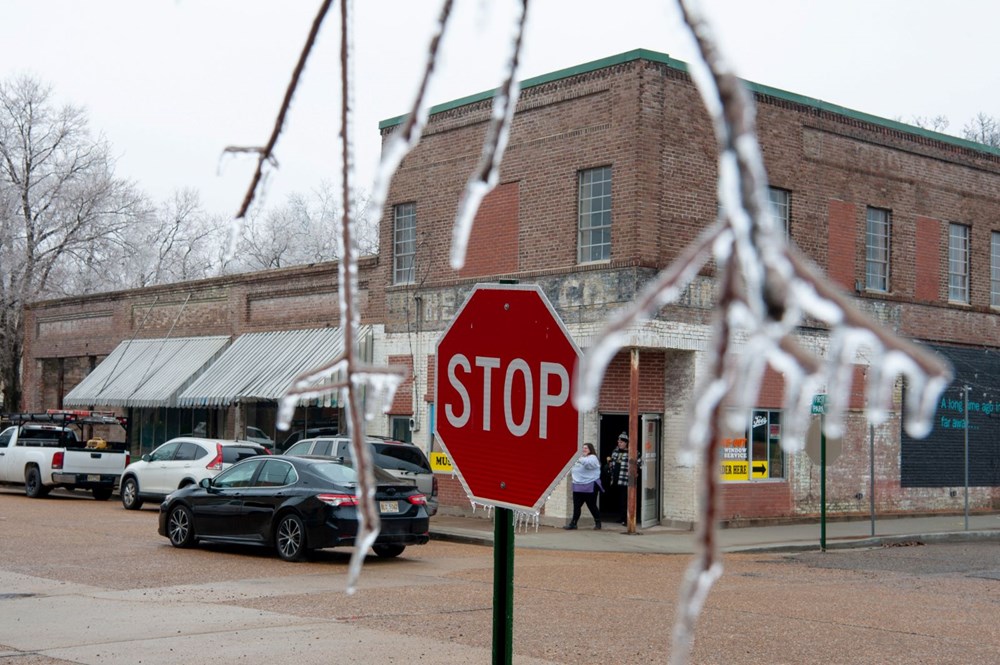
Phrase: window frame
[
  {"left": 393, "top": 202, "right": 416, "bottom": 285},
  {"left": 948, "top": 222, "right": 970, "bottom": 304},
  {"left": 991, "top": 231, "right": 1000, "bottom": 308},
  {"left": 768, "top": 187, "right": 791, "bottom": 237},
  {"left": 865, "top": 207, "right": 891, "bottom": 292},
  {"left": 577, "top": 166, "right": 612, "bottom": 264}
]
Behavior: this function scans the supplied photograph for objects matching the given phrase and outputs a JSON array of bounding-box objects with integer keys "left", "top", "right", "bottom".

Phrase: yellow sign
[
  {"left": 721, "top": 460, "right": 769, "bottom": 481},
  {"left": 429, "top": 451, "right": 454, "bottom": 473}
]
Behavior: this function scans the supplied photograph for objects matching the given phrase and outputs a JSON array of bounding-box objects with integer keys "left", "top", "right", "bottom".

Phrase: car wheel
[
  {"left": 275, "top": 514, "right": 307, "bottom": 562},
  {"left": 24, "top": 467, "right": 49, "bottom": 498},
  {"left": 167, "top": 505, "right": 197, "bottom": 548},
  {"left": 92, "top": 488, "right": 113, "bottom": 501},
  {"left": 372, "top": 544, "right": 406, "bottom": 558},
  {"left": 121, "top": 477, "right": 143, "bottom": 510}
]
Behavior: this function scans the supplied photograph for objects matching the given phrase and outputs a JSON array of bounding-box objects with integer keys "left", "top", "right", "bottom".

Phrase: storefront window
[{"left": 721, "top": 409, "right": 784, "bottom": 481}]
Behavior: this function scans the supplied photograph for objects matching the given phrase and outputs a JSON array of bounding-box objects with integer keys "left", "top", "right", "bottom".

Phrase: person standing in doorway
[
  {"left": 608, "top": 432, "right": 630, "bottom": 525},
  {"left": 564, "top": 443, "right": 602, "bottom": 530}
]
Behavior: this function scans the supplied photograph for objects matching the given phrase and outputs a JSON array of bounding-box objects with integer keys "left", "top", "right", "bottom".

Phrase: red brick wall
[
  {"left": 915, "top": 216, "right": 941, "bottom": 302},
  {"left": 387, "top": 355, "right": 414, "bottom": 415},
  {"left": 598, "top": 350, "right": 665, "bottom": 412},
  {"left": 827, "top": 200, "right": 858, "bottom": 291},
  {"left": 458, "top": 182, "right": 519, "bottom": 278},
  {"left": 721, "top": 481, "right": 794, "bottom": 521},
  {"left": 23, "top": 258, "right": 383, "bottom": 411}
]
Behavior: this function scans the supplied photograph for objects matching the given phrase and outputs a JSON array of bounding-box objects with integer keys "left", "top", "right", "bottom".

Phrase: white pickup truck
[{"left": 0, "top": 411, "right": 130, "bottom": 500}]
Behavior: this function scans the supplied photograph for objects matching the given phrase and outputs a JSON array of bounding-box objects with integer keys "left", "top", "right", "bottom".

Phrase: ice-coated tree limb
[
  {"left": 226, "top": 0, "right": 335, "bottom": 221},
  {"left": 450, "top": 0, "right": 529, "bottom": 270}
]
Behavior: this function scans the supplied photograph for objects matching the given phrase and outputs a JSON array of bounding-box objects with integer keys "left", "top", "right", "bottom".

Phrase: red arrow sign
[{"left": 435, "top": 284, "right": 582, "bottom": 512}]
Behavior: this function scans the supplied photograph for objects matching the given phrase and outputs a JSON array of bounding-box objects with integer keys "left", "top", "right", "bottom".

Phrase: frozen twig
[
  {"left": 226, "top": 0, "right": 335, "bottom": 220},
  {"left": 367, "top": 0, "right": 456, "bottom": 229},
  {"left": 572, "top": 1, "right": 952, "bottom": 663},
  {"left": 450, "top": 0, "right": 529, "bottom": 269},
  {"left": 244, "top": 0, "right": 406, "bottom": 594}
]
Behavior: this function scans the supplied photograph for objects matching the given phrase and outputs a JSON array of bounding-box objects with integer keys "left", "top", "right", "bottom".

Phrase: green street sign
[{"left": 811, "top": 394, "right": 827, "bottom": 415}]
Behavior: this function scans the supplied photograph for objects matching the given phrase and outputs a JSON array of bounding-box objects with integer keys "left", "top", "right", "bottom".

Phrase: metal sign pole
[
  {"left": 492, "top": 507, "right": 514, "bottom": 665},
  {"left": 820, "top": 413, "right": 827, "bottom": 552}
]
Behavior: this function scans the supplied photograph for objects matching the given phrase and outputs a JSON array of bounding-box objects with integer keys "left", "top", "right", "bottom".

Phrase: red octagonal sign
[{"left": 435, "top": 283, "right": 582, "bottom": 512}]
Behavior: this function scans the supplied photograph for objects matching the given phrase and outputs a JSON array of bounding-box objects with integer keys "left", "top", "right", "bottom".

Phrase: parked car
[
  {"left": 120, "top": 438, "right": 268, "bottom": 510},
  {"left": 276, "top": 427, "right": 340, "bottom": 452},
  {"left": 158, "top": 455, "right": 430, "bottom": 561},
  {"left": 243, "top": 426, "right": 275, "bottom": 451},
  {"left": 284, "top": 436, "right": 438, "bottom": 516},
  {"left": 0, "top": 411, "right": 129, "bottom": 500}
]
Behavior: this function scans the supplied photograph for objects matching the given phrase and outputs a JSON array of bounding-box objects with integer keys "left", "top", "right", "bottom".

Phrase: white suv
[{"left": 120, "top": 437, "right": 268, "bottom": 510}]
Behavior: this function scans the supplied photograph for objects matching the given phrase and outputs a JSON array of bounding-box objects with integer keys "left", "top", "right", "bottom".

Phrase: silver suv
[{"left": 284, "top": 436, "right": 438, "bottom": 516}]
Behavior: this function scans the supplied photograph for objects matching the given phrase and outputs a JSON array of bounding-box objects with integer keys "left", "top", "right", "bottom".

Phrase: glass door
[{"left": 640, "top": 414, "right": 661, "bottom": 528}]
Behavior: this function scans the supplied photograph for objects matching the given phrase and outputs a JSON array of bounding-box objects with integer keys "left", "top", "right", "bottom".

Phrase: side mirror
[
  {"left": 141, "top": 454, "right": 150, "bottom": 463},
  {"left": 199, "top": 477, "right": 212, "bottom": 489}
]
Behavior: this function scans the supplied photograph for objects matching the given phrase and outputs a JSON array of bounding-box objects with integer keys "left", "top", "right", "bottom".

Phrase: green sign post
[{"left": 812, "top": 394, "right": 827, "bottom": 551}]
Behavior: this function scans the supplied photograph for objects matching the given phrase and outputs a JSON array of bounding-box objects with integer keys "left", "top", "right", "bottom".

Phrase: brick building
[{"left": 23, "top": 49, "right": 1000, "bottom": 527}]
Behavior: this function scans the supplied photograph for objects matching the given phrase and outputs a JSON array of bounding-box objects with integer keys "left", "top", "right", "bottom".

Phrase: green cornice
[{"left": 378, "top": 48, "right": 1000, "bottom": 158}]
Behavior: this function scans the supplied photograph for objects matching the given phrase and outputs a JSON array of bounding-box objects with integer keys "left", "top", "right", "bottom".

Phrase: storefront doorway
[{"left": 598, "top": 413, "right": 661, "bottom": 526}]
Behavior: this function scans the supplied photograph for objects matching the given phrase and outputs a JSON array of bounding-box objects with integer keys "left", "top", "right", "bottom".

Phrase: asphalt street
[{"left": 1, "top": 488, "right": 998, "bottom": 664}]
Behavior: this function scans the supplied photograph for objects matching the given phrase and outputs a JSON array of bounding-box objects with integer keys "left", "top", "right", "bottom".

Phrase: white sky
[{"left": 2, "top": 0, "right": 998, "bottom": 217}]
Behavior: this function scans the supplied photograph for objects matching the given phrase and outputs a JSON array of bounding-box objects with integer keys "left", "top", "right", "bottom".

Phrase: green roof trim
[{"left": 378, "top": 48, "right": 1000, "bottom": 158}]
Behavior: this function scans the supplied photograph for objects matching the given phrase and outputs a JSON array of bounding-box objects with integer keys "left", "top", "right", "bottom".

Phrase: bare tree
[
  {"left": 963, "top": 112, "right": 1000, "bottom": 148},
  {"left": 223, "top": 184, "right": 375, "bottom": 273},
  {"left": 0, "top": 75, "right": 143, "bottom": 408},
  {"left": 50, "top": 188, "right": 225, "bottom": 294}
]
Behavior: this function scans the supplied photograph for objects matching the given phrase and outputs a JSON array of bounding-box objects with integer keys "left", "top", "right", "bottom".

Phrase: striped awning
[
  {"left": 63, "top": 336, "right": 231, "bottom": 408},
  {"left": 177, "top": 327, "right": 358, "bottom": 407}
]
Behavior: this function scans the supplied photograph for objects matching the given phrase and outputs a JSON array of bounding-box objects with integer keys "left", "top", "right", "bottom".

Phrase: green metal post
[
  {"left": 493, "top": 507, "right": 514, "bottom": 665},
  {"left": 820, "top": 414, "right": 827, "bottom": 551}
]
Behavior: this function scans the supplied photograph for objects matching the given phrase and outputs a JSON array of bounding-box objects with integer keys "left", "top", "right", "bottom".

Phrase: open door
[{"left": 640, "top": 414, "right": 661, "bottom": 528}]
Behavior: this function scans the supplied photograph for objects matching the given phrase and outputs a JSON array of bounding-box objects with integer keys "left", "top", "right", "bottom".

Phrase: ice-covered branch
[
  {"left": 226, "top": 0, "right": 335, "bottom": 221},
  {"left": 450, "top": 0, "right": 529, "bottom": 270},
  {"left": 572, "top": 1, "right": 954, "bottom": 662}
]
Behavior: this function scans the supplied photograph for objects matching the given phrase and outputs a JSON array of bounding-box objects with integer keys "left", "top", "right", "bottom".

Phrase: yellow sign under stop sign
[{"left": 429, "top": 451, "right": 454, "bottom": 473}]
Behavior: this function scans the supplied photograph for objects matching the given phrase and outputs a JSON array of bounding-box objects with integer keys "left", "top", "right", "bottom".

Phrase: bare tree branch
[{"left": 226, "top": 0, "right": 335, "bottom": 220}]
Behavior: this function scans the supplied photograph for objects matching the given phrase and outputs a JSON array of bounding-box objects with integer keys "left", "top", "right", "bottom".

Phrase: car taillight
[
  {"left": 318, "top": 493, "right": 359, "bottom": 507},
  {"left": 52, "top": 451, "right": 64, "bottom": 470},
  {"left": 407, "top": 494, "right": 427, "bottom": 505},
  {"left": 432, "top": 475, "right": 439, "bottom": 497},
  {"left": 206, "top": 444, "right": 224, "bottom": 471},
  {"left": 125, "top": 453, "right": 131, "bottom": 467}
]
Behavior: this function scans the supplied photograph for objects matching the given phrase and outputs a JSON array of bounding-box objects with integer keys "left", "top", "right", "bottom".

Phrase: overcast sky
[{"left": 3, "top": 1, "right": 998, "bottom": 217}]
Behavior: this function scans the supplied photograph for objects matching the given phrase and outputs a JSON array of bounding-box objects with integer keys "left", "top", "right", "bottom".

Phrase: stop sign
[{"left": 435, "top": 283, "right": 582, "bottom": 512}]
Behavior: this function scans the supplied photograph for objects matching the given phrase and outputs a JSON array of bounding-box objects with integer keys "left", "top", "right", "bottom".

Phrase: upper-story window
[
  {"left": 578, "top": 166, "right": 612, "bottom": 263},
  {"left": 865, "top": 207, "right": 891, "bottom": 292},
  {"left": 948, "top": 223, "right": 970, "bottom": 303},
  {"left": 768, "top": 187, "right": 790, "bottom": 237},
  {"left": 991, "top": 231, "right": 1000, "bottom": 308},
  {"left": 393, "top": 202, "right": 416, "bottom": 285}
]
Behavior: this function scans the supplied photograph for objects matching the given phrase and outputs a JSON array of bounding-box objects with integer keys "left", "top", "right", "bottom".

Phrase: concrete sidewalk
[{"left": 429, "top": 511, "right": 1000, "bottom": 554}]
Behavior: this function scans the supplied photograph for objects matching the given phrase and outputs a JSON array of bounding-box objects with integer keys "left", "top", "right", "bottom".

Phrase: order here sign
[{"left": 434, "top": 284, "right": 582, "bottom": 512}]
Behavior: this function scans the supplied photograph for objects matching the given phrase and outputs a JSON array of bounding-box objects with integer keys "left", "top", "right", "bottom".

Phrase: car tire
[
  {"left": 92, "top": 487, "right": 113, "bottom": 501},
  {"left": 166, "top": 505, "right": 197, "bottom": 548},
  {"left": 121, "top": 477, "right": 143, "bottom": 510},
  {"left": 275, "top": 514, "right": 308, "bottom": 562},
  {"left": 24, "top": 467, "right": 50, "bottom": 498},
  {"left": 372, "top": 544, "right": 406, "bottom": 558}
]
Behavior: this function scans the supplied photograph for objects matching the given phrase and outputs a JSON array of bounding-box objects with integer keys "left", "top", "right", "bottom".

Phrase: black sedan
[{"left": 157, "top": 455, "right": 430, "bottom": 561}]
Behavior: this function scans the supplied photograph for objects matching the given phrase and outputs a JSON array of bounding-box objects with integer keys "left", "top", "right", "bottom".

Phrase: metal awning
[
  {"left": 63, "top": 336, "right": 231, "bottom": 408},
  {"left": 177, "top": 327, "right": 360, "bottom": 407}
]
